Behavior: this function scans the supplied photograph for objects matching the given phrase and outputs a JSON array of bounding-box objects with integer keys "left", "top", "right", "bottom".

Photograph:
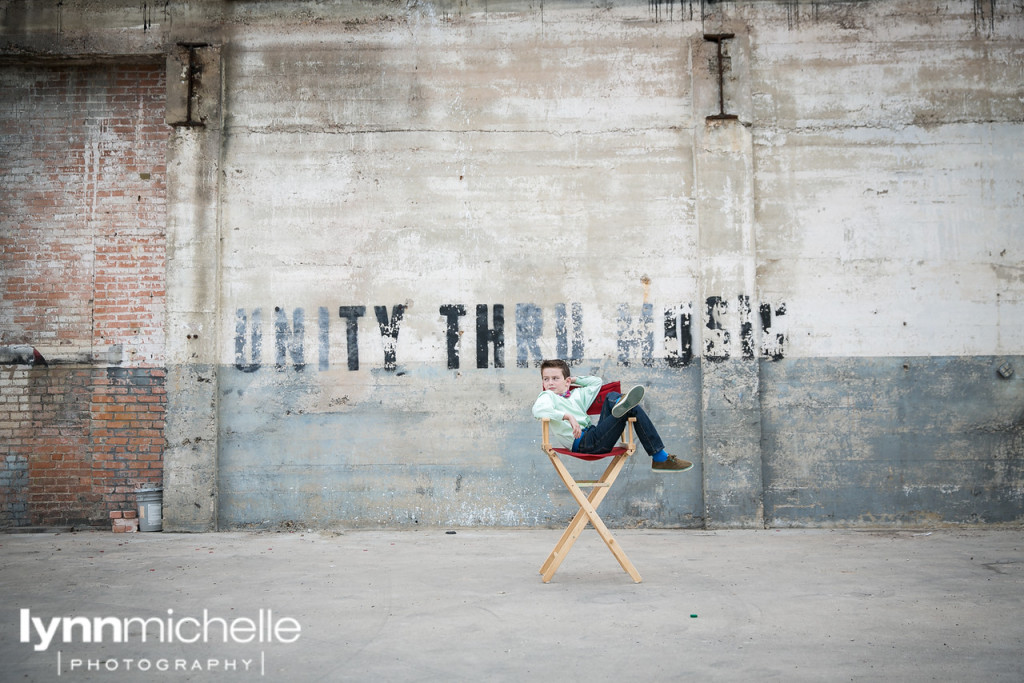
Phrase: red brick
[{"left": 112, "top": 518, "right": 138, "bottom": 533}]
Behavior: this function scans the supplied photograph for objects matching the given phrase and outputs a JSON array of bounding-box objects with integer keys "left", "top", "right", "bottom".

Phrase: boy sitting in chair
[{"left": 532, "top": 359, "right": 693, "bottom": 472}]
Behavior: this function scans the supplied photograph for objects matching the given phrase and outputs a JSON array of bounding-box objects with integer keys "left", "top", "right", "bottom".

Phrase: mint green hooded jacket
[{"left": 531, "top": 375, "right": 603, "bottom": 449}]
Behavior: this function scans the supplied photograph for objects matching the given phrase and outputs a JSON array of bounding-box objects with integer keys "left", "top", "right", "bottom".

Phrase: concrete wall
[
  {"left": 1, "top": 0, "right": 1022, "bottom": 530},
  {"left": 208, "top": 4, "right": 712, "bottom": 529},
  {"left": 747, "top": 2, "right": 1024, "bottom": 525}
]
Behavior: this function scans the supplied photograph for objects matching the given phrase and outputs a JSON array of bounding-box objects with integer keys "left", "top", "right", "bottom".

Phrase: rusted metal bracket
[
  {"left": 176, "top": 42, "right": 209, "bottom": 128},
  {"left": 704, "top": 33, "right": 739, "bottom": 121}
]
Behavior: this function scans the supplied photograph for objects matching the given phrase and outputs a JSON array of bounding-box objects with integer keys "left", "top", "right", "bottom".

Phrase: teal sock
[{"left": 652, "top": 449, "right": 668, "bottom": 463}]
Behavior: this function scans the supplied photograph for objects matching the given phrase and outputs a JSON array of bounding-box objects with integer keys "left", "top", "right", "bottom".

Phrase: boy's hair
[{"left": 540, "top": 359, "right": 571, "bottom": 379}]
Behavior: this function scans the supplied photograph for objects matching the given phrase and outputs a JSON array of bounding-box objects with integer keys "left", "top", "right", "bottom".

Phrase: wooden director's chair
[{"left": 539, "top": 382, "right": 642, "bottom": 583}]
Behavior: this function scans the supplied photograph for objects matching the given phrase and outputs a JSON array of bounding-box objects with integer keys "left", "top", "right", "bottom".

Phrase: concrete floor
[{"left": 2, "top": 527, "right": 1022, "bottom": 681}]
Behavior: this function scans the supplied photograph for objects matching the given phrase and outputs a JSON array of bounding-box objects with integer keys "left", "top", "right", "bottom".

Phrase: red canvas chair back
[{"left": 587, "top": 381, "right": 620, "bottom": 414}]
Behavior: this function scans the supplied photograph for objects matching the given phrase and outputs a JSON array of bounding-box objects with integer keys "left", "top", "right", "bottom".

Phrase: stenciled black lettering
[
  {"left": 232, "top": 298, "right": 782, "bottom": 372},
  {"left": 439, "top": 305, "right": 466, "bottom": 370},
  {"left": 617, "top": 303, "right": 654, "bottom": 367},
  {"left": 738, "top": 295, "right": 754, "bottom": 360},
  {"left": 338, "top": 306, "right": 366, "bottom": 371},
  {"left": 275, "top": 307, "right": 306, "bottom": 371},
  {"left": 515, "top": 303, "right": 543, "bottom": 369},
  {"left": 476, "top": 304, "right": 505, "bottom": 369},
  {"left": 555, "top": 302, "right": 584, "bottom": 364},
  {"left": 640, "top": 303, "right": 654, "bottom": 366},
  {"left": 374, "top": 304, "right": 406, "bottom": 371},
  {"left": 234, "top": 308, "right": 262, "bottom": 373},
  {"left": 760, "top": 302, "right": 786, "bottom": 361},
  {"left": 318, "top": 307, "right": 329, "bottom": 371},
  {"left": 665, "top": 304, "right": 693, "bottom": 368},
  {"left": 704, "top": 296, "right": 729, "bottom": 362}
]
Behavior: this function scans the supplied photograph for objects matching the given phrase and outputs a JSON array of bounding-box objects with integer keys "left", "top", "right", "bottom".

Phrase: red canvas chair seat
[
  {"left": 539, "top": 381, "right": 641, "bottom": 583},
  {"left": 549, "top": 446, "right": 631, "bottom": 461}
]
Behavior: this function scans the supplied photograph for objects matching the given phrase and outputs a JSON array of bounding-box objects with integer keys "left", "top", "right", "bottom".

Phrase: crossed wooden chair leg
[{"left": 539, "top": 418, "right": 642, "bottom": 583}]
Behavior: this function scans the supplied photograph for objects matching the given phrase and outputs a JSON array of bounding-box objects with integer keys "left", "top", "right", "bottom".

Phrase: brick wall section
[
  {"left": 0, "top": 61, "right": 168, "bottom": 529},
  {"left": 91, "top": 368, "right": 166, "bottom": 521},
  {"left": 27, "top": 368, "right": 94, "bottom": 526},
  {"left": 0, "top": 370, "right": 33, "bottom": 527}
]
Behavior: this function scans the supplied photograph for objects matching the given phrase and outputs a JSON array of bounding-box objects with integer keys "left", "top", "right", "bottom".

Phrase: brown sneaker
[{"left": 652, "top": 455, "right": 693, "bottom": 473}]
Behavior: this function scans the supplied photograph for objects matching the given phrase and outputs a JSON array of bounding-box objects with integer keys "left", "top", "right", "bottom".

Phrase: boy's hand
[{"left": 564, "top": 414, "right": 582, "bottom": 439}]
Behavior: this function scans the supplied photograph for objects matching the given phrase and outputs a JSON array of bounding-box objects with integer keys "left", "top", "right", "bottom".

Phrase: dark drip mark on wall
[
  {"left": 649, "top": 0, "right": 674, "bottom": 22},
  {"left": 374, "top": 305, "right": 406, "bottom": 371},
  {"left": 972, "top": 0, "right": 996, "bottom": 37},
  {"left": 338, "top": 306, "right": 366, "bottom": 371},
  {"left": 439, "top": 304, "right": 466, "bottom": 370},
  {"left": 476, "top": 304, "right": 505, "bottom": 369},
  {"left": 234, "top": 308, "right": 262, "bottom": 373},
  {"left": 648, "top": 0, "right": 697, "bottom": 23},
  {"left": 275, "top": 307, "right": 305, "bottom": 371}
]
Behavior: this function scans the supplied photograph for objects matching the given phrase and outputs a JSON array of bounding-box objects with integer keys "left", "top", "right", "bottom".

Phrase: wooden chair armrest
[{"left": 624, "top": 417, "right": 636, "bottom": 450}]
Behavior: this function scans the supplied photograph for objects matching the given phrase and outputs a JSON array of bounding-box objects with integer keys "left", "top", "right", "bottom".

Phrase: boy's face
[{"left": 541, "top": 368, "right": 571, "bottom": 396}]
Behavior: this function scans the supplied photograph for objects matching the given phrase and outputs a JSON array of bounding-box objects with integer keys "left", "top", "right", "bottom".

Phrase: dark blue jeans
[{"left": 573, "top": 391, "right": 665, "bottom": 458}]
